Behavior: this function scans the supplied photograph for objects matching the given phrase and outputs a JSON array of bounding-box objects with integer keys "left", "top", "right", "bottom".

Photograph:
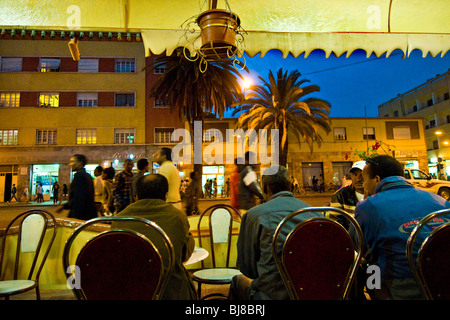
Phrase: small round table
[{"left": 184, "top": 247, "right": 209, "bottom": 266}]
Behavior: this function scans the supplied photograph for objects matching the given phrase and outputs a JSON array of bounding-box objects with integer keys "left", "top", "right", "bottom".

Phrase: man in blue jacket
[{"left": 355, "top": 155, "right": 450, "bottom": 299}]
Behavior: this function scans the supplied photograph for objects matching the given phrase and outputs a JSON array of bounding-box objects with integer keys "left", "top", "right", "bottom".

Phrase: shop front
[
  {"left": 31, "top": 164, "right": 59, "bottom": 201},
  {"left": 202, "top": 165, "right": 225, "bottom": 198}
]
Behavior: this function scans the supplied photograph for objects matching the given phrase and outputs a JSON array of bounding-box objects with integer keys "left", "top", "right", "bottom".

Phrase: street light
[{"left": 240, "top": 77, "right": 253, "bottom": 116}]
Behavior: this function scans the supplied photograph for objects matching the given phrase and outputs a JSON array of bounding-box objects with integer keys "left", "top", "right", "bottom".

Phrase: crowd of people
[{"left": 33, "top": 148, "right": 450, "bottom": 300}]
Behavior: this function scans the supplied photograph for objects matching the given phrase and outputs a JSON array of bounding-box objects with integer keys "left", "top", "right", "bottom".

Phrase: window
[
  {"left": 333, "top": 127, "right": 347, "bottom": 140},
  {"left": 393, "top": 127, "right": 411, "bottom": 140},
  {"left": 412, "top": 104, "right": 417, "bottom": 112},
  {"left": 36, "top": 130, "right": 57, "bottom": 145},
  {"left": 429, "top": 120, "right": 436, "bottom": 128},
  {"left": 203, "top": 129, "right": 221, "bottom": 142},
  {"left": 433, "top": 140, "right": 439, "bottom": 150},
  {"left": 154, "top": 128, "right": 174, "bottom": 143},
  {"left": 0, "top": 92, "right": 20, "bottom": 107},
  {"left": 39, "top": 93, "right": 59, "bottom": 107},
  {"left": 427, "top": 99, "right": 433, "bottom": 107},
  {"left": 363, "top": 127, "right": 375, "bottom": 140},
  {"left": 115, "top": 58, "right": 135, "bottom": 73},
  {"left": 393, "top": 110, "right": 399, "bottom": 117},
  {"left": 154, "top": 60, "right": 167, "bottom": 74},
  {"left": 76, "top": 129, "right": 97, "bottom": 144},
  {"left": 115, "top": 93, "right": 135, "bottom": 107},
  {"left": 78, "top": 59, "right": 99, "bottom": 72},
  {"left": 444, "top": 92, "right": 449, "bottom": 101},
  {"left": 77, "top": 93, "right": 98, "bottom": 107},
  {"left": 0, "top": 129, "right": 18, "bottom": 145},
  {"left": 38, "top": 58, "right": 60, "bottom": 72},
  {"left": 115, "top": 128, "right": 135, "bottom": 144},
  {"left": 0, "top": 57, "right": 22, "bottom": 72},
  {"left": 154, "top": 99, "right": 168, "bottom": 107}
]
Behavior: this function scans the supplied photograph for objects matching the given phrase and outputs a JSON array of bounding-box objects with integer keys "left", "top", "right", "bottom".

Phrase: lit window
[
  {"left": 39, "top": 93, "right": 59, "bottom": 107},
  {"left": 0, "top": 92, "right": 20, "bottom": 107},
  {"left": 0, "top": 129, "right": 18, "bottom": 145},
  {"left": 76, "top": 129, "right": 97, "bottom": 144},
  {"left": 39, "top": 58, "right": 60, "bottom": 72},
  {"left": 36, "top": 130, "right": 57, "bottom": 145},
  {"left": 203, "top": 129, "right": 222, "bottom": 142},
  {"left": 333, "top": 127, "right": 346, "bottom": 140},
  {"left": 115, "top": 128, "right": 135, "bottom": 144}
]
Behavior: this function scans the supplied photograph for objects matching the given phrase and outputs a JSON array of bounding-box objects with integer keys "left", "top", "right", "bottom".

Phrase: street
[{"left": 0, "top": 193, "right": 332, "bottom": 229}]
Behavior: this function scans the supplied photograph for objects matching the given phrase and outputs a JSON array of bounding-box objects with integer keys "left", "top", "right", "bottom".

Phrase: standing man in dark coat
[{"left": 56, "top": 154, "right": 97, "bottom": 220}]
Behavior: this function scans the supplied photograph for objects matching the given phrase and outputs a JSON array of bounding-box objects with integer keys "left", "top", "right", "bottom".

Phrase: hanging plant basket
[{"left": 196, "top": 9, "right": 241, "bottom": 59}]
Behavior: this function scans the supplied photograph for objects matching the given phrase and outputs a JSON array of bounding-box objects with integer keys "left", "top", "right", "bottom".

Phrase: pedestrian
[
  {"left": 237, "top": 151, "right": 264, "bottom": 214},
  {"left": 59, "top": 184, "right": 68, "bottom": 205},
  {"left": 225, "top": 178, "right": 231, "bottom": 197},
  {"left": 131, "top": 158, "right": 150, "bottom": 202},
  {"left": 230, "top": 161, "right": 240, "bottom": 211},
  {"left": 101, "top": 167, "right": 116, "bottom": 215},
  {"left": 113, "top": 159, "right": 134, "bottom": 214},
  {"left": 56, "top": 154, "right": 97, "bottom": 220},
  {"left": 9, "top": 184, "right": 19, "bottom": 202},
  {"left": 353, "top": 155, "right": 450, "bottom": 300},
  {"left": 156, "top": 147, "right": 181, "bottom": 211},
  {"left": 20, "top": 185, "right": 28, "bottom": 202},
  {"left": 184, "top": 171, "right": 200, "bottom": 215},
  {"left": 35, "top": 183, "right": 43, "bottom": 202},
  {"left": 93, "top": 165, "right": 104, "bottom": 214},
  {"left": 52, "top": 181, "right": 60, "bottom": 204}
]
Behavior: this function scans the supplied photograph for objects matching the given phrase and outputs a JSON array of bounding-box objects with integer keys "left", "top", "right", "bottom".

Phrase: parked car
[{"left": 404, "top": 168, "right": 450, "bottom": 200}]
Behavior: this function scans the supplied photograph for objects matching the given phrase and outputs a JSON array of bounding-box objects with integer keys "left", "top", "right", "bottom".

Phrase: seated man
[
  {"left": 330, "top": 160, "right": 366, "bottom": 214},
  {"left": 355, "top": 155, "right": 450, "bottom": 300},
  {"left": 230, "top": 166, "right": 322, "bottom": 300},
  {"left": 115, "top": 174, "right": 196, "bottom": 300}
]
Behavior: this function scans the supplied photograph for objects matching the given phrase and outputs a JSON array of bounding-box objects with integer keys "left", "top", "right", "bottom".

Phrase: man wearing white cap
[{"left": 329, "top": 160, "right": 366, "bottom": 215}]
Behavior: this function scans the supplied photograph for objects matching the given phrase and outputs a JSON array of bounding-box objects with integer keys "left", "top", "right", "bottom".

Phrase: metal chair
[
  {"left": 63, "top": 216, "right": 174, "bottom": 300},
  {"left": 0, "top": 209, "right": 57, "bottom": 300},
  {"left": 192, "top": 204, "right": 242, "bottom": 299},
  {"left": 407, "top": 208, "right": 450, "bottom": 300},
  {"left": 272, "top": 207, "right": 364, "bottom": 300}
]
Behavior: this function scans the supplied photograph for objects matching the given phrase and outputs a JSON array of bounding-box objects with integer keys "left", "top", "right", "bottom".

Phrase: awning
[{"left": 1, "top": 0, "right": 449, "bottom": 58}]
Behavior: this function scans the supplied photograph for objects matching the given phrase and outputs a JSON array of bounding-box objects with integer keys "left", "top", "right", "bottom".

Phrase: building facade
[{"left": 378, "top": 70, "right": 450, "bottom": 176}]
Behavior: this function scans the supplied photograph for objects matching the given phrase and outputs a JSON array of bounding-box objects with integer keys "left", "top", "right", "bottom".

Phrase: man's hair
[
  {"left": 103, "top": 167, "right": 116, "bottom": 180},
  {"left": 137, "top": 158, "right": 150, "bottom": 170},
  {"left": 95, "top": 165, "right": 103, "bottom": 173},
  {"left": 160, "top": 147, "right": 172, "bottom": 161},
  {"left": 136, "top": 174, "right": 168, "bottom": 200},
  {"left": 73, "top": 154, "right": 87, "bottom": 166},
  {"left": 365, "top": 155, "right": 404, "bottom": 180},
  {"left": 261, "top": 165, "right": 291, "bottom": 194}
]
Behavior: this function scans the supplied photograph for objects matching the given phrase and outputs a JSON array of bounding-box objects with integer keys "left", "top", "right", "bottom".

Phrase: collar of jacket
[
  {"left": 267, "top": 190, "right": 295, "bottom": 201},
  {"left": 374, "top": 175, "right": 414, "bottom": 194}
]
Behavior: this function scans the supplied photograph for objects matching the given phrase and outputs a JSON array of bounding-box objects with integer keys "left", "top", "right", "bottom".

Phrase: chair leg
[
  {"left": 36, "top": 286, "right": 41, "bottom": 300},
  {"left": 197, "top": 282, "right": 202, "bottom": 299}
]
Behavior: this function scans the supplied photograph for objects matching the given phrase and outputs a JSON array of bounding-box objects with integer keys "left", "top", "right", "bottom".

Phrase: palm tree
[
  {"left": 150, "top": 47, "right": 246, "bottom": 196},
  {"left": 233, "top": 68, "right": 331, "bottom": 167}
]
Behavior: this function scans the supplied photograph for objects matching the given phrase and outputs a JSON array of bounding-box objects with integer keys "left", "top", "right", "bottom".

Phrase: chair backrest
[
  {"left": 272, "top": 207, "right": 364, "bottom": 300},
  {"left": 407, "top": 208, "right": 450, "bottom": 300},
  {"left": 0, "top": 209, "right": 57, "bottom": 282},
  {"left": 197, "top": 204, "right": 241, "bottom": 268},
  {"left": 63, "top": 216, "right": 175, "bottom": 300}
]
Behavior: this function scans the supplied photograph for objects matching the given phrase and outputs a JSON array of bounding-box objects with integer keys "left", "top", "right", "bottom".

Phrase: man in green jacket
[{"left": 115, "top": 173, "right": 197, "bottom": 300}]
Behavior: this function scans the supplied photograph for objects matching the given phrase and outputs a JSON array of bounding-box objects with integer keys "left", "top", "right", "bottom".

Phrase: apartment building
[{"left": 378, "top": 70, "right": 450, "bottom": 176}]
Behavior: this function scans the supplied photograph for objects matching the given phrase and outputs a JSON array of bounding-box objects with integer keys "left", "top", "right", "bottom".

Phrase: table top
[{"left": 184, "top": 246, "right": 209, "bottom": 266}]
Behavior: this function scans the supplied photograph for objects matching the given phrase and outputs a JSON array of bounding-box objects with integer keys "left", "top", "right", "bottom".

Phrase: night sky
[{"left": 226, "top": 49, "right": 450, "bottom": 118}]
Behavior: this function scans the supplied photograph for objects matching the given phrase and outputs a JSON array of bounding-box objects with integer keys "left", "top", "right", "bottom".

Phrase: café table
[{"left": 184, "top": 246, "right": 209, "bottom": 266}]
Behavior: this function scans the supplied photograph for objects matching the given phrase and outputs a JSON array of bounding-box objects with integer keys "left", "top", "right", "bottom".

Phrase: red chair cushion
[
  {"left": 76, "top": 231, "right": 162, "bottom": 300},
  {"left": 282, "top": 220, "right": 355, "bottom": 300}
]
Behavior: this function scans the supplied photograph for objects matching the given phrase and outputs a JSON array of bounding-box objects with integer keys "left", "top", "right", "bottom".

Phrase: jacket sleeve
[{"left": 236, "top": 212, "right": 261, "bottom": 279}]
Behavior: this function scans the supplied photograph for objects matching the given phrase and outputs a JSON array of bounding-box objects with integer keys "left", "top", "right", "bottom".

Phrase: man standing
[
  {"left": 156, "top": 147, "right": 181, "bottom": 211},
  {"left": 355, "top": 155, "right": 450, "bottom": 300},
  {"left": 115, "top": 174, "right": 196, "bottom": 300},
  {"left": 230, "top": 166, "right": 322, "bottom": 300},
  {"left": 56, "top": 154, "right": 97, "bottom": 220},
  {"left": 238, "top": 151, "right": 264, "bottom": 214},
  {"left": 330, "top": 160, "right": 366, "bottom": 214},
  {"left": 131, "top": 158, "right": 150, "bottom": 202},
  {"left": 113, "top": 159, "right": 134, "bottom": 214}
]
